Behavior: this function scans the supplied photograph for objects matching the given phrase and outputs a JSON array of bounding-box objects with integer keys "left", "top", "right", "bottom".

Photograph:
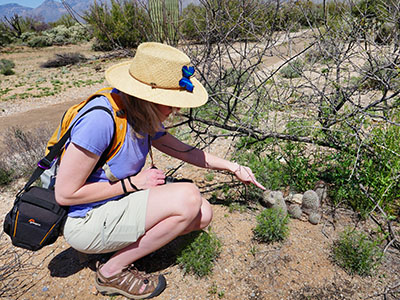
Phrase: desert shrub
[
  {"left": 45, "top": 24, "right": 91, "bottom": 45},
  {"left": 332, "top": 228, "right": 383, "bottom": 276},
  {"left": 0, "top": 59, "right": 15, "bottom": 75},
  {"left": 280, "top": 141, "right": 323, "bottom": 192},
  {"left": 351, "top": 0, "right": 390, "bottom": 29},
  {"left": 223, "top": 68, "right": 251, "bottom": 87},
  {"left": 375, "top": 22, "right": 395, "bottom": 45},
  {"left": 41, "top": 53, "right": 88, "bottom": 68},
  {"left": 280, "top": 59, "right": 304, "bottom": 78},
  {"left": 253, "top": 208, "right": 290, "bottom": 243},
  {"left": 360, "top": 57, "right": 399, "bottom": 91},
  {"left": 47, "top": 25, "right": 72, "bottom": 45},
  {"left": 234, "top": 144, "right": 285, "bottom": 192},
  {"left": 234, "top": 133, "right": 323, "bottom": 197},
  {"left": 349, "top": 0, "right": 396, "bottom": 44},
  {"left": 234, "top": 106, "right": 400, "bottom": 217},
  {"left": 22, "top": 24, "right": 90, "bottom": 48},
  {"left": 0, "top": 161, "right": 14, "bottom": 185},
  {"left": 176, "top": 229, "right": 221, "bottom": 277},
  {"left": 359, "top": 120, "right": 400, "bottom": 214},
  {"left": 20, "top": 31, "right": 35, "bottom": 42},
  {"left": 0, "top": 127, "right": 52, "bottom": 180},
  {"left": 294, "top": 0, "right": 324, "bottom": 28},
  {"left": 27, "top": 35, "right": 52, "bottom": 48},
  {"left": 0, "top": 25, "right": 13, "bottom": 47},
  {"left": 180, "top": 3, "right": 206, "bottom": 41},
  {"left": 181, "top": 0, "right": 271, "bottom": 43},
  {"left": 323, "top": 113, "right": 400, "bottom": 216},
  {"left": 305, "top": 39, "right": 340, "bottom": 64},
  {"left": 85, "top": 0, "right": 151, "bottom": 51},
  {"left": 68, "top": 24, "right": 91, "bottom": 43}
]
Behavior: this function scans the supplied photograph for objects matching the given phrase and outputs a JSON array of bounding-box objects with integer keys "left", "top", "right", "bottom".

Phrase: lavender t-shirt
[{"left": 66, "top": 92, "right": 165, "bottom": 217}]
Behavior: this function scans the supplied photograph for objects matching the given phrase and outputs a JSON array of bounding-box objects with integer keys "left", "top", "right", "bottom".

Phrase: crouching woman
[{"left": 55, "top": 42, "right": 265, "bottom": 299}]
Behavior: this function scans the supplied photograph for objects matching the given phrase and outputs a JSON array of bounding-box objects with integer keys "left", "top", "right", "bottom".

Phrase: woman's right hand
[{"left": 131, "top": 167, "right": 166, "bottom": 190}]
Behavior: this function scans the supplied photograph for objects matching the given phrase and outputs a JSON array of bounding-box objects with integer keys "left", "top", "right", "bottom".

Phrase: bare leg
[
  {"left": 100, "top": 183, "right": 213, "bottom": 277},
  {"left": 180, "top": 198, "right": 213, "bottom": 235}
]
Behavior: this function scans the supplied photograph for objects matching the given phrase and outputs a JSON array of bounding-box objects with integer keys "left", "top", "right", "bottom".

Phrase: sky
[{"left": 0, "top": 0, "right": 60, "bottom": 8}]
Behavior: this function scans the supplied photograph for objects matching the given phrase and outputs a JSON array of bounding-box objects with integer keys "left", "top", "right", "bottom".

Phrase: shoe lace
[{"left": 125, "top": 264, "right": 150, "bottom": 283}]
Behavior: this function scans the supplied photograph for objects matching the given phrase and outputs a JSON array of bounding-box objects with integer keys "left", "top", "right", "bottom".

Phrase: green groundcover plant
[
  {"left": 253, "top": 208, "right": 290, "bottom": 243},
  {"left": 332, "top": 228, "right": 383, "bottom": 276},
  {"left": 0, "top": 59, "right": 15, "bottom": 75},
  {"left": 176, "top": 229, "right": 222, "bottom": 277}
]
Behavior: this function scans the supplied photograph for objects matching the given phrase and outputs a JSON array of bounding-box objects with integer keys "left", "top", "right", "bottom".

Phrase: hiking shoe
[{"left": 95, "top": 262, "right": 166, "bottom": 299}]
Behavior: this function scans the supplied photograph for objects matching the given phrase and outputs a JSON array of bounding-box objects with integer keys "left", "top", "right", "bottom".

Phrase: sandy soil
[{"left": 0, "top": 41, "right": 399, "bottom": 300}]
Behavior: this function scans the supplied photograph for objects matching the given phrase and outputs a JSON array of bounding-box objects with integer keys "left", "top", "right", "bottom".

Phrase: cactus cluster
[{"left": 261, "top": 181, "right": 327, "bottom": 225}]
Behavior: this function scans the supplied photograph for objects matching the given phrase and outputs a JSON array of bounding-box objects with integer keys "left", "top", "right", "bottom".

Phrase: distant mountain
[
  {"left": 0, "top": 0, "right": 92, "bottom": 23},
  {"left": 33, "top": 0, "right": 68, "bottom": 22},
  {"left": 0, "top": 0, "right": 199, "bottom": 23},
  {"left": 0, "top": 3, "right": 33, "bottom": 20}
]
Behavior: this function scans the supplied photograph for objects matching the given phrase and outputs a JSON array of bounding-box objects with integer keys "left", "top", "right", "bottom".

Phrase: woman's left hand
[{"left": 233, "top": 164, "right": 266, "bottom": 190}]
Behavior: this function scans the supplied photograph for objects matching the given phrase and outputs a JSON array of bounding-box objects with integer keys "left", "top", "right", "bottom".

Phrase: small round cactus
[
  {"left": 288, "top": 204, "right": 302, "bottom": 219},
  {"left": 308, "top": 211, "right": 321, "bottom": 225},
  {"left": 301, "top": 190, "right": 320, "bottom": 212}
]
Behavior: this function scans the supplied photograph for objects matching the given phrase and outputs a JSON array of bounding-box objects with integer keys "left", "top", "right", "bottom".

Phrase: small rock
[
  {"left": 262, "top": 191, "right": 287, "bottom": 216},
  {"left": 288, "top": 204, "right": 302, "bottom": 219},
  {"left": 90, "top": 285, "right": 98, "bottom": 295},
  {"left": 261, "top": 190, "right": 281, "bottom": 207},
  {"left": 291, "top": 193, "right": 303, "bottom": 205},
  {"left": 261, "top": 190, "right": 272, "bottom": 206},
  {"left": 42, "top": 287, "right": 49, "bottom": 292},
  {"left": 308, "top": 211, "right": 321, "bottom": 225}
]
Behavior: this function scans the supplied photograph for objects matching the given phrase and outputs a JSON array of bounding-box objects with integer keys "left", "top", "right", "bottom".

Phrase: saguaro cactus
[{"left": 148, "top": 0, "right": 179, "bottom": 45}]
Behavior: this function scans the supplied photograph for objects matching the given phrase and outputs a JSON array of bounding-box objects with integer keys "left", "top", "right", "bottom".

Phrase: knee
[
  {"left": 176, "top": 183, "right": 202, "bottom": 220},
  {"left": 200, "top": 202, "right": 213, "bottom": 229}
]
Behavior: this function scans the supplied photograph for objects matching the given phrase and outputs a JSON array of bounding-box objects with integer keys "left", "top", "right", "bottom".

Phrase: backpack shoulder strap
[
  {"left": 37, "top": 88, "right": 127, "bottom": 189},
  {"left": 24, "top": 104, "right": 114, "bottom": 192},
  {"left": 46, "top": 87, "right": 126, "bottom": 159},
  {"left": 92, "top": 89, "right": 127, "bottom": 163}
]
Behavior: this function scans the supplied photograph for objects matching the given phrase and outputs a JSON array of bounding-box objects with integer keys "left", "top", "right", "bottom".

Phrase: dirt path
[{"left": 0, "top": 99, "right": 77, "bottom": 131}]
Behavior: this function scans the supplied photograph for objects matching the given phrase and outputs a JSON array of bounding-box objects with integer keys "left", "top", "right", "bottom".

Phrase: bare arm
[
  {"left": 55, "top": 143, "right": 165, "bottom": 206},
  {"left": 152, "top": 133, "right": 265, "bottom": 190}
]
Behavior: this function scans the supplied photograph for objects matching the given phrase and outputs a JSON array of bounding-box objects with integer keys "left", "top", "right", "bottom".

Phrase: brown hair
[{"left": 120, "top": 92, "right": 164, "bottom": 138}]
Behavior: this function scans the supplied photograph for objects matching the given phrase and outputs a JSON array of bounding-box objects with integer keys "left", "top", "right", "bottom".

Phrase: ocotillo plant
[{"left": 148, "top": 0, "right": 179, "bottom": 45}]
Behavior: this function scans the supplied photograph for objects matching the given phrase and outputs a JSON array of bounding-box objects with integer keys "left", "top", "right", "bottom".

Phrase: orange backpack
[{"left": 42, "top": 87, "right": 128, "bottom": 186}]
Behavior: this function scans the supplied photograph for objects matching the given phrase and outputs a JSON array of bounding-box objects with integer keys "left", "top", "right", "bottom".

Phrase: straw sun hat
[{"left": 105, "top": 42, "right": 208, "bottom": 108}]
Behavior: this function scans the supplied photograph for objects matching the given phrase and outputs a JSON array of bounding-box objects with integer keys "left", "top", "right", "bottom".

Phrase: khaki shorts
[{"left": 63, "top": 189, "right": 149, "bottom": 254}]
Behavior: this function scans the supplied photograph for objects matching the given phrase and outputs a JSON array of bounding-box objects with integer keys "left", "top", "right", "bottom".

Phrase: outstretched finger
[
  {"left": 252, "top": 178, "right": 266, "bottom": 190},
  {"left": 238, "top": 166, "right": 266, "bottom": 190}
]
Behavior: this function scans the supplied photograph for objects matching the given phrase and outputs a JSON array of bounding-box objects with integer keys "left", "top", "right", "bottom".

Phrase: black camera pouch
[{"left": 3, "top": 186, "right": 67, "bottom": 251}]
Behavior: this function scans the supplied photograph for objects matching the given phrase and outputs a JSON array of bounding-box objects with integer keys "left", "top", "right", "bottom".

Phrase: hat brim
[{"left": 105, "top": 61, "right": 208, "bottom": 108}]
